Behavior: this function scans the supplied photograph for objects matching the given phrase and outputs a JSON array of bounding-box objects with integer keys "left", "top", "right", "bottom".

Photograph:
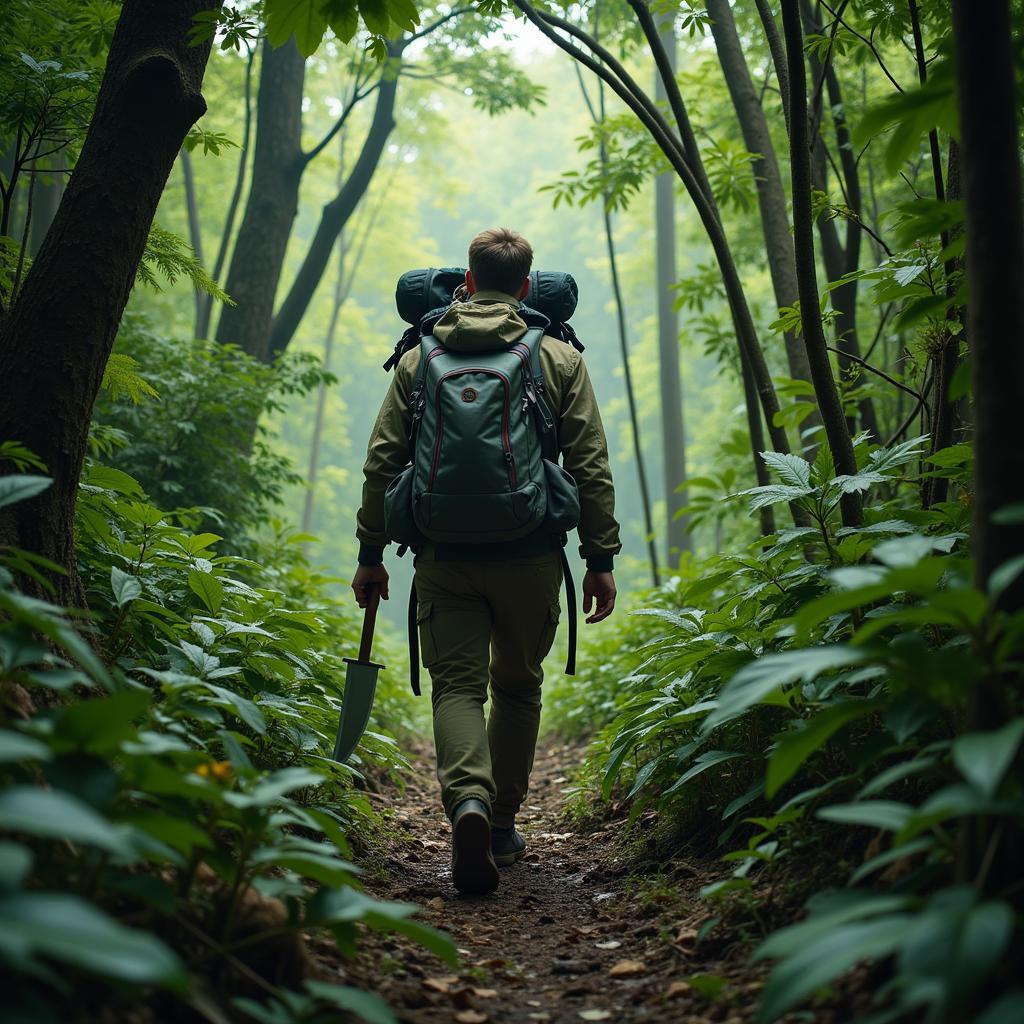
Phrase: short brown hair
[{"left": 468, "top": 228, "right": 533, "bottom": 294}]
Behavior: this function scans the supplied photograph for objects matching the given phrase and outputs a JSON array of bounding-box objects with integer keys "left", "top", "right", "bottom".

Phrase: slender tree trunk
[
  {"left": 741, "top": 346, "right": 777, "bottom": 538},
  {"left": 801, "top": 0, "right": 880, "bottom": 443},
  {"left": 214, "top": 37, "right": 305, "bottom": 361},
  {"left": 179, "top": 147, "right": 206, "bottom": 336},
  {"left": 753, "top": 0, "right": 790, "bottom": 131},
  {"left": 706, "top": 0, "right": 814, "bottom": 394},
  {"left": 952, "top": 0, "right": 1024, "bottom": 616},
  {"left": 653, "top": 24, "right": 690, "bottom": 565},
  {"left": 302, "top": 241, "right": 347, "bottom": 538},
  {"left": 779, "top": 0, "right": 861, "bottom": 527},
  {"left": 0, "top": 0, "right": 218, "bottom": 604},
  {"left": 268, "top": 72, "right": 399, "bottom": 358},
  {"left": 28, "top": 162, "right": 64, "bottom": 257},
  {"left": 197, "top": 44, "right": 256, "bottom": 340}
]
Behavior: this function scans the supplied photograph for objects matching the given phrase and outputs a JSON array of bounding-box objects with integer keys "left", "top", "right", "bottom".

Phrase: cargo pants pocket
[
  {"left": 416, "top": 601, "right": 439, "bottom": 668},
  {"left": 533, "top": 603, "right": 561, "bottom": 664}
]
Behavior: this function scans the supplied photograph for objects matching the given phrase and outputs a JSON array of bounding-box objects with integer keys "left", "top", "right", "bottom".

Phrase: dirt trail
[{"left": 318, "top": 741, "right": 766, "bottom": 1024}]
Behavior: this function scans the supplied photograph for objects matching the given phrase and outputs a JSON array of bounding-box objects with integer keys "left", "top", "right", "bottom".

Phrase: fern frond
[
  {"left": 100, "top": 353, "right": 160, "bottom": 405},
  {"left": 136, "top": 224, "right": 234, "bottom": 305}
]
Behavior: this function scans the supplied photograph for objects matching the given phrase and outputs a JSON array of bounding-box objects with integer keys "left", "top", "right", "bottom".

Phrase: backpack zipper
[{"left": 429, "top": 368, "right": 516, "bottom": 490}]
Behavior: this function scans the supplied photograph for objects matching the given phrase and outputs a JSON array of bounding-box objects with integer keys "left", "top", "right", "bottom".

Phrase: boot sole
[{"left": 452, "top": 809, "right": 500, "bottom": 895}]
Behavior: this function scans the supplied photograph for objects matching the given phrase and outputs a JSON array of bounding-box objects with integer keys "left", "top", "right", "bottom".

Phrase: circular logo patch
[{"left": 461, "top": 387, "right": 478, "bottom": 403}]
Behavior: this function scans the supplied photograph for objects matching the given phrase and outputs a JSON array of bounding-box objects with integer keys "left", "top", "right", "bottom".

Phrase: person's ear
[
  {"left": 517, "top": 277, "right": 530, "bottom": 300},
  {"left": 465, "top": 270, "right": 476, "bottom": 295}
]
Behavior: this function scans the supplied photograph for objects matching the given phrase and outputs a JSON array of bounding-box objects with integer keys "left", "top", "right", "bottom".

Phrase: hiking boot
[
  {"left": 491, "top": 824, "right": 527, "bottom": 867},
  {"left": 450, "top": 798, "right": 499, "bottom": 895}
]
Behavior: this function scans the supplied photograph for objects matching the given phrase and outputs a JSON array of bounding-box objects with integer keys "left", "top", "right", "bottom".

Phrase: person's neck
[{"left": 468, "top": 288, "right": 522, "bottom": 305}]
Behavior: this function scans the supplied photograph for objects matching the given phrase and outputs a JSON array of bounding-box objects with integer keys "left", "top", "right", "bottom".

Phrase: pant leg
[
  {"left": 483, "top": 552, "right": 563, "bottom": 829},
  {"left": 414, "top": 558, "right": 495, "bottom": 819}
]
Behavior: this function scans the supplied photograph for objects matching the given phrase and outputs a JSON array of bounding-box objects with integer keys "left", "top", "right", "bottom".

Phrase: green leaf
[
  {"left": 952, "top": 718, "right": 1024, "bottom": 798},
  {"left": 760, "top": 451, "right": 811, "bottom": 488},
  {"left": 816, "top": 801, "right": 913, "bottom": 832},
  {"left": 110, "top": 565, "right": 142, "bottom": 607},
  {"left": 264, "top": 0, "right": 329, "bottom": 56},
  {"left": 0, "top": 729, "right": 52, "bottom": 763},
  {"left": 0, "top": 840, "right": 33, "bottom": 890},
  {"left": 0, "top": 474, "right": 51, "bottom": 510},
  {"left": 188, "top": 570, "right": 224, "bottom": 614},
  {"left": 52, "top": 689, "right": 151, "bottom": 755},
  {"left": 705, "top": 647, "right": 871, "bottom": 730},
  {"left": 757, "top": 915, "right": 914, "bottom": 1022},
  {"left": 225, "top": 767, "right": 323, "bottom": 808},
  {"left": 766, "top": 700, "right": 881, "bottom": 798},
  {"left": 0, "top": 787, "right": 131, "bottom": 855},
  {"left": 303, "top": 981, "right": 397, "bottom": 1024},
  {"left": 0, "top": 891, "right": 186, "bottom": 989},
  {"left": 203, "top": 684, "right": 266, "bottom": 735},
  {"left": 663, "top": 750, "right": 742, "bottom": 795}
]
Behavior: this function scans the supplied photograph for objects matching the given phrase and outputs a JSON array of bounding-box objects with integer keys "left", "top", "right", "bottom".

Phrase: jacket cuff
[
  {"left": 358, "top": 542, "right": 385, "bottom": 566},
  {"left": 585, "top": 553, "right": 614, "bottom": 573}
]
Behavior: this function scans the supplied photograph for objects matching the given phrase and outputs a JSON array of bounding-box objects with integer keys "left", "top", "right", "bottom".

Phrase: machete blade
[{"left": 333, "top": 657, "right": 384, "bottom": 764}]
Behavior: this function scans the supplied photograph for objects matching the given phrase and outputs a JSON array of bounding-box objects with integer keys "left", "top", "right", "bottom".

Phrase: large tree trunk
[
  {"left": 705, "top": 0, "right": 813, "bottom": 393},
  {"left": 0, "top": 0, "right": 218, "bottom": 604},
  {"left": 952, "top": 0, "right": 1024, "bottom": 615},
  {"left": 267, "top": 72, "right": 399, "bottom": 358},
  {"left": 28, "top": 163, "right": 64, "bottom": 257},
  {"left": 779, "top": 0, "right": 861, "bottom": 527},
  {"left": 214, "top": 37, "right": 304, "bottom": 361},
  {"left": 653, "top": 24, "right": 691, "bottom": 565}
]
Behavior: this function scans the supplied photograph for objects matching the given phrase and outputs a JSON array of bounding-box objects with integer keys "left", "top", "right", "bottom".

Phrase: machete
[{"left": 333, "top": 583, "right": 385, "bottom": 764}]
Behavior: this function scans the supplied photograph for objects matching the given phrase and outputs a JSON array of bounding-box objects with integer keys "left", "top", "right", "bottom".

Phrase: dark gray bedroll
[{"left": 384, "top": 267, "right": 583, "bottom": 371}]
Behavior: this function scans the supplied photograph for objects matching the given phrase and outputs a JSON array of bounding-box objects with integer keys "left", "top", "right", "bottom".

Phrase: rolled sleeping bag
[{"left": 395, "top": 267, "right": 579, "bottom": 327}]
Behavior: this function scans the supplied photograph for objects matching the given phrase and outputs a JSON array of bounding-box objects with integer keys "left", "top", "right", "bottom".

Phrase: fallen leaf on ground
[
  {"left": 472, "top": 988, "right": 498, "bottom": 999},
  {"left": 455, "top": 1012, "right": 488, "bottom": 1024},
  {"left": 609, "top": 959, "right": 647, "bottom": 978},
  {"left": 666, "top": 980, "right": 691, "bottom": 999},
  {"left": 427, "top": 897, "right": 445, "bottom": 911},
  {"left": 594, "top": 940, "right": 621, "bottom": 950},
  {"left": 578, "top": 1012, "right": 612, "bottom": 1022}
]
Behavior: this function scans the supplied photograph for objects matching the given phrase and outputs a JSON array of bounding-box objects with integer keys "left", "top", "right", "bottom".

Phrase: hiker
[{"left": 351, "top": 228, "right": 620, "bottom": 895}]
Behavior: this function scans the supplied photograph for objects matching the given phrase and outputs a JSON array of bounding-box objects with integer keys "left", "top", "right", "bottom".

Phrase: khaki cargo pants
[{"left": 414, "top": 549, "right": 563, "bottom": 828}]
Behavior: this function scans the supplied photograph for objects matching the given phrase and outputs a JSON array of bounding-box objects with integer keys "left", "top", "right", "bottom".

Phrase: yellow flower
[{"left": 196, "top": 760, "right": 232, "bottom": 782}]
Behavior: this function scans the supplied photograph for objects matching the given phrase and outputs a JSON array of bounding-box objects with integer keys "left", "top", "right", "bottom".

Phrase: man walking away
[{"left": 352, "top": 228, "right": 620, "bottom": 895}]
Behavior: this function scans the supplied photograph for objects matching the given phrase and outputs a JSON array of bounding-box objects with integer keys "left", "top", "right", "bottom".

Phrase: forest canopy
[{"left": 1, "top": 1, "right": 1023, "bottom": 1022}]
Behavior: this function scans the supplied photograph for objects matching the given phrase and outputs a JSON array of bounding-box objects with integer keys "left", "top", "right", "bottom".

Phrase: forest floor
[{"left": 313, "top": 740, "right": 775, "bottom": 1024}]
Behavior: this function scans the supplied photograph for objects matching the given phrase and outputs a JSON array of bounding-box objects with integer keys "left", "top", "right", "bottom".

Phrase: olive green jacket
[{"left": 356, "top": 290, "right": 621, "bottom": 570}]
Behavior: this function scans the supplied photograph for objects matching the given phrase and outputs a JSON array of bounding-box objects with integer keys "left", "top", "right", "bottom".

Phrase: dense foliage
[{"left": 2, "top": 0, "right": 1023, "bottom": 1021}]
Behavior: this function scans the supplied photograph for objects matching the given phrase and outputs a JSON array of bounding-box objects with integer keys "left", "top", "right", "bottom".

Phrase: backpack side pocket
[
  {"left": 542, "top": 458, "right": 581, "bottom": 533},
  {"left": 383, "top": 464, "right": 422, "bottom": 546}
]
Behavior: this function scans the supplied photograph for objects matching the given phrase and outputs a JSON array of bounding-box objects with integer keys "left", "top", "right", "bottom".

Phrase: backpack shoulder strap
[{"left": 512, "top": 327, "right": 559, "bottom": 462}]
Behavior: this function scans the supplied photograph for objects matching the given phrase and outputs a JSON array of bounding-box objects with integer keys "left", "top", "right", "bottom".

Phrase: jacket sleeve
[
  {"left": 557, "top": 354, "right": 622, "bottom": 570},
  {"left": 355, "top": 357, "right": 414, "bottom": 563}
]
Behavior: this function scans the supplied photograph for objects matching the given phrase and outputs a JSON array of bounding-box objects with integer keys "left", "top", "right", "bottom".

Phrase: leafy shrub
[
  {"left": 91, "top": 317, "right": 332, "bottom": 545},
  {"left": 0, "top": 461, "right": 445, "bottom": 1023},
  {"left": 562, "top": 435, "right": 1024, "bottom": 1022}
]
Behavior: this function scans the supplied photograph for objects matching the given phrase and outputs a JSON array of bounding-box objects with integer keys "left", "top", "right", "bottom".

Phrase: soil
[{"left": 315, "top": 741, "right": 775, "bottom": 1024}]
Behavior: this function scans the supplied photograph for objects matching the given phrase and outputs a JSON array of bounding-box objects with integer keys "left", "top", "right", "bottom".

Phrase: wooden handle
[{"left": 358, "top": 583, "right": 381, "bottom": 663}]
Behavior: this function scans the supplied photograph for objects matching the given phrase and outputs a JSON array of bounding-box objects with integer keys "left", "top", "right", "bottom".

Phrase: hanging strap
[
  {"left": 408, "top": 581, "right": 421, "bottom": 696},
  {"left": 560, "top": 546, "right": 577, "bottom": 676}
]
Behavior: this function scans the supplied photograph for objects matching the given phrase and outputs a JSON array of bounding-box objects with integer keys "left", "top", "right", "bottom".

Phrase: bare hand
[
  {"left": 352, "top": 564, "right": 390, "bottom": 608},
  {"left": 582, "top": 570, "right": 616, "bottom": 624}
]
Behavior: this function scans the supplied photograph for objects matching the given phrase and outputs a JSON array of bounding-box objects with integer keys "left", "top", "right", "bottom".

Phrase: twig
[
  {"left": 826, "top": 345, "right": 921, "bottom": 400},
  {"left": 886, "top": 371, "right": 934, "bottom": 445}
]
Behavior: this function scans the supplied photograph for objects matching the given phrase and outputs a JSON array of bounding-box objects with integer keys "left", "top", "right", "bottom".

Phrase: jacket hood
[{"left": 432, "top": 297, "right": 527, "bottom": 351}]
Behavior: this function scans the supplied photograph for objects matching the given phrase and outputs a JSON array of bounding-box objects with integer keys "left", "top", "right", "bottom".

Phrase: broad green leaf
[
  {"left": 204, "top": 684, "right": 265, "bottom": 734},
  {"left": 225, "top": 767, "right": 323, "bottom": 808},
  {"left": 0, "top": 729, "right": 51, "bottom": 763},
  {"left": 0, "top": 474, "right": 51, "bottom": 510},
  {"left": 760, "top": 451, "right": 811, "bottom": 488},
  {"left": 757, "top": 915, "right": 914, "bottom": 1021},
  {"left": 952, "top": 718, "right": 1024, "bottom": 797},
  {"left": 188, "top": 570, "right": 224, "bottom": 614},
  {"left": 705, "top": 646, "right": 871, "bottom": 730},
  {"left": 110, "top": 565, "right": 142, "bottom": 607},
  {"left": 304, "top": 981, "right": 397, "bottom": 1024},
  {"left": 52, "top": 689, "right": 151, "bottom": 754},
  {"left": 663, "top": 750, "right": 742, "bottom": 795},
  {"left": 816, "top": 800, "right": 912, "bottom": 832},
  {"left": 766, "top": 699, "right": 881, "bottom": 797},
  {"left": 0, "top": 891, "right": 186, "bottom": 989},
  {"left": 0, "top": 787, "right": 131, "bottom": 855},
  {"left": 0, "top": 840, "right": 33, "bottom": 890},
  {"left": 264, "top": 0, "right": 329, "bottom": 55}
]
